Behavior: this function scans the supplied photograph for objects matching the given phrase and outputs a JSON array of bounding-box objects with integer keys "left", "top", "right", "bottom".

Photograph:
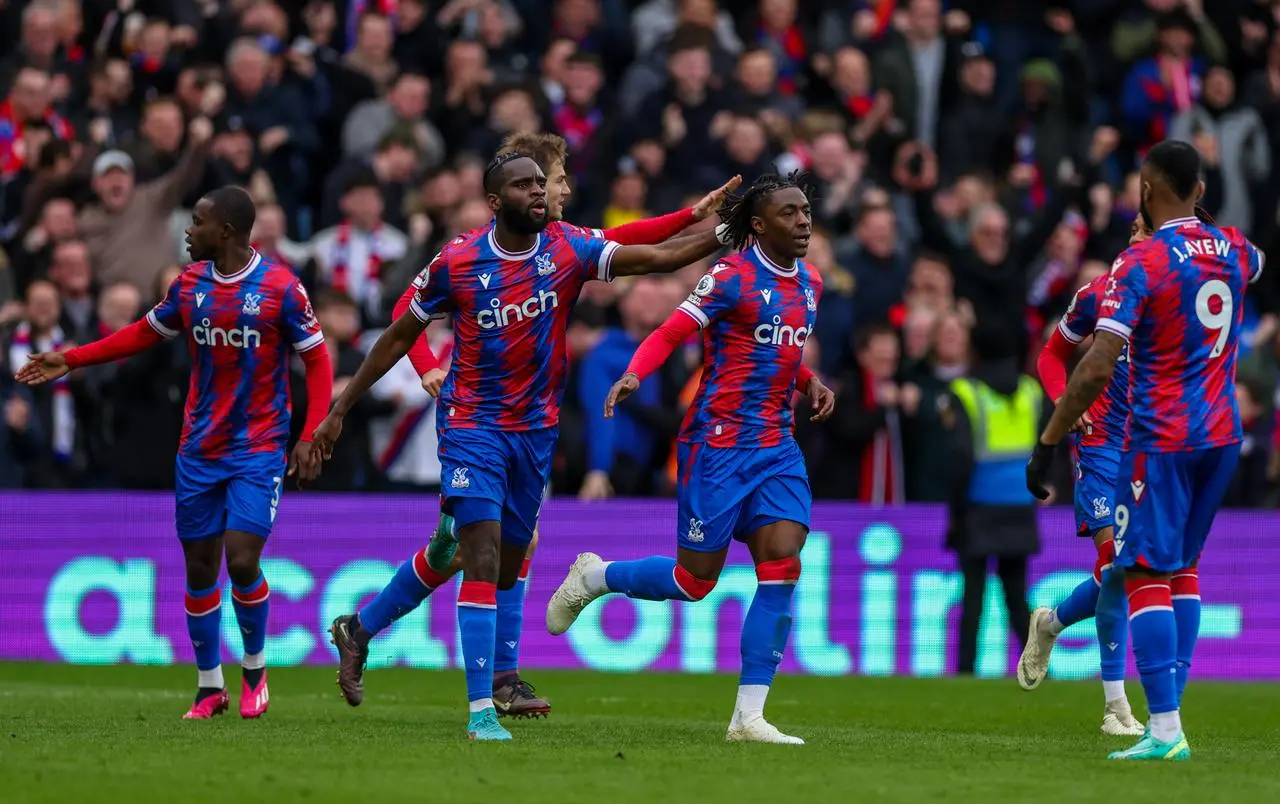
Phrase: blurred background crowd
[{"left": 1, "top": 0, "right": 1279, "bottom": 512}]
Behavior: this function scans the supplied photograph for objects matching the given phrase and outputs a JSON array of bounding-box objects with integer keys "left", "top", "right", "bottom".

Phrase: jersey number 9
[{"left": 1194, "top": 279, "right": 1233, "bottom": 359}]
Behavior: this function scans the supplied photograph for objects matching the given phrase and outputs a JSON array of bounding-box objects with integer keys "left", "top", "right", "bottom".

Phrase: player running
[
  {"left": 328, "top": 132, "right": 740, "bottom": 718},
  {"left": 1018, "top": 217, "right": 1149, "bottom": 736},
  {"left": 1027, "top": 140, "right": 1262, "bottom": 761},
  {"left": 310, "top": 152, "right": 730, "bottom": 741},
  {"left": 16, "top": 187, "right": 333, "bottom": 720},
  {"left": 544, "top": 173, "right": 836, "bottom": 745}
]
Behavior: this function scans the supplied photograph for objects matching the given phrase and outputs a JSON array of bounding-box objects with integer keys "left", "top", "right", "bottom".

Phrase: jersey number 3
[{"left": 1194, "top": 279, "right": 1233, "bottom": 359}]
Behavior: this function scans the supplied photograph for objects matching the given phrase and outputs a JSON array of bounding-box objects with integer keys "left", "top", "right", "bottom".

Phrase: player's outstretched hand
[
  {"left": 310, "top": 412, "right": 344, "bottom": 461},
  {"left": 420, "top": 367, "right": 447, "bottom": 397},
  {"left": 692, "top": 175, "right": 743, "bottom": 220},
  {"left": 1025, "top": 440, "right": 1056, "bottom": 501},
  {"left": 15, "top": 351, "right": 70, "bottom": 386},
  {"left": 289, "top": 439, "right": 321, "bottom": 486},
  {"left": 603, "top": 372, "right": 640, "bottom": 419},
  {"left": 805, "top": 376, "right": 836, "bottom": 422}
]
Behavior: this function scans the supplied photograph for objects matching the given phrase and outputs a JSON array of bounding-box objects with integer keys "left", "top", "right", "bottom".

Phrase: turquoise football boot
[
  {"left": 1108, "top": 731, "right": 1190, "bottom": 761},
  {"left": 466, "top": 707, "right": 513, "bottom": 741},
  {"left": 426, "top": 513, "right": 458, "bottom": 573}
]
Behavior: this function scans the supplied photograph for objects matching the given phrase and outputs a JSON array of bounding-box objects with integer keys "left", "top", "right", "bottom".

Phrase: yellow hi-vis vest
[{"left": 949, "top": 376, "right": 1042, "bottom": 505}]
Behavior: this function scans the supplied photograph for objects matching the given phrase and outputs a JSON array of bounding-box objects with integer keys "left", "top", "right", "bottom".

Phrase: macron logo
[
  {"left": 760, "top": 289, "right": 772, "bottom": 304},
  {"left": 479, "top": 273, "right": 492, "bottom": 289},
  {"left": 195, "top": 292, "right": 206, "bottom": 308},
  {"left": 1131, "top": 480, "right": 1145, "bottom": 502}
]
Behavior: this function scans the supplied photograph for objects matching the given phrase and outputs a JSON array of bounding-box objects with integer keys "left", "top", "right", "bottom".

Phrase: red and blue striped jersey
[
  {"left": 146, "top": 252, "right": 324, "bottom": 459},
  {"left": 409, "top": 221, "right": 618, "bottom": 431},
  {"left": 675, "top": 244, "right": 821, "bottom": 448},
  {"left": 1058, "top": 274, "right": 1129, "bottom": 450},
  {"left": 1099, "top": 217, "right": 1264, "bottom": 452}
]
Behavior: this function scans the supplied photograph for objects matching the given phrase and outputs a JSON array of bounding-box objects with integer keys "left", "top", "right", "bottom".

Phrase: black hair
[
  {"left": 342, "top": 167, "right": 380, "bottom": 196},
  {"left": 716, "top": 171, "right": 813, "bottom": 251},
  {"left": 1145, "top": 139, "right": 1202, "bottom": 200},
  {"left": 483, "top": 151, "right": 530, "bottom": 194},
  {"left": 202, "top": 186, "right": 256, "bottom": 237}
]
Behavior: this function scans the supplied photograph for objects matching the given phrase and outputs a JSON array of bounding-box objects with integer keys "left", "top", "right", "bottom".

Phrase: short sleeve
[
  {"left": 1097, "top": 253, "right": 1148, "bottom": 342},
  {"left": 1058, "top": 283, "right": 1099, "bottom": 344},
  {"left": 676, "top": 261, "right": 742, "bottom": 329},
  {"left": 145, "top": 276, "right": 184, "bottom": 339},
  {"left": 409, "top": 249, "right": 452, "bottom": 322},
  {"left": 563, "top": 228, "right": 621, "bottom": 283},
  {"left": 1246, "top": 238, "right": 1265, "bottom": 285},
  {"left": 282, "top": 280, "right": 325, "bottom": 352}
]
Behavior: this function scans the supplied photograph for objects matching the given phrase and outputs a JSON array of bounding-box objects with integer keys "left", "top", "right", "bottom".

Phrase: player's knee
[
  {"left": 755, "top": 556, "right": 801, "bottom": 584},
  {"left": 673, "top": 564, "right": 718, "bottom": 601},
  {"left": 224, "top": 552, "right": 261, "bottom": 587}
]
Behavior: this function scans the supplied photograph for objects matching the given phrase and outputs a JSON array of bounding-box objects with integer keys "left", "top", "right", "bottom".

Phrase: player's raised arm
[
  {"left": 601, "top": 176, "right": 742, "bottom": 245},
  {"left": 607, "top": 227, "right": 730, "bottom": 278}
]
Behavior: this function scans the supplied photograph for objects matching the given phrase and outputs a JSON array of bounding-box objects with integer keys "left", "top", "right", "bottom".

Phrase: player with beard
[
  {"left": 330, "top": 133, "right": 739, "bottom": 718},
  {"left": 311, "top": 153, "right": 731, "bottom": 740}
]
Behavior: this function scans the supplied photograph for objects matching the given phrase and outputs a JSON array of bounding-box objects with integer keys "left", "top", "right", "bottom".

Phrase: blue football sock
[
  {"left": 1096, "top": 565, "right": 1128, "bottom": 683},
  {"left": 494, "top": 568, "right": 528, "bottom": 674},
  {"left": 458, "top": 581, "right": 498, "bottom": 704},
  {"left": 184, "top": 585, "right": 223, "bottom": 676},
  {"left": 604, "top": 556, "right": 687, "bottom": 601},
  {"left": 740, "top": 559, "right": 800, "bottom": 688},
  {"left": 1172, "top": 570, "right": 1201, "bottom": 704},
  {"left": 231, "top": 572, "right": 271, "bottom": 660},
  {"left": 1127, "top": 579, "right": 1178, "bottom": 715},
  {"left": 358, "top": 548, "right": 445, "bottom": 637},
  {"left": 1055, "top": 575, "right": 1101, "bottom": 629}
]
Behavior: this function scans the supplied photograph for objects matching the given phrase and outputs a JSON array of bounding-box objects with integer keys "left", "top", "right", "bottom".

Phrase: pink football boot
[
  {"left": 182, "top": 690, "right": 229, "bottom": 719},
  {"left": 240, "top": 671, "right": 270, "bottom": 719}
]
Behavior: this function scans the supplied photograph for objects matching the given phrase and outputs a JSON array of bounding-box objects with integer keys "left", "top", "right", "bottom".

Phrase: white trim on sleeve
[
  {"left": 676, "top": 300, "right": 709, "bottom": 328},
  {"left": 1096, "top": 318, "right": 1132, "bottom": 341},
  {"left": 146, "top": 310, "right": 179, "bottom": 339},
  {"left": 293, "top": 331, "right": 325, "bottom": 353},
  {"left": 597, "top": 240, "right": 621, "bottom": 282},
  {"left": 1057, "top": 320, "right": 1085, "bottom": 344}
]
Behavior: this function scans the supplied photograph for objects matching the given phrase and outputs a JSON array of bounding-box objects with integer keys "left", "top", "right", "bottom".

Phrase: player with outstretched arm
[
  {"left": 327, "top": 131, "right": 740, "bottom": 719},
  {"left": 1026, "top": 140, "right": 1263, "bottom": 761},
  {"left": 544, "top": 173, "right": 836, "bottom": 745},
  {"left": 310, "top": 152, "right": 732, "bottom": 741},
  {"left": 16, "top": 187, "right": 333, "bottom": 720}
]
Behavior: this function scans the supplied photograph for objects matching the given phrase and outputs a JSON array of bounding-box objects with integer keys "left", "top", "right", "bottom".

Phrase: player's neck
[
  {"left": 755, "top": 241, "right": 795, "bottom": 270},
  {"left": 492, "top": 225, "right": 537, "bottom": 255},
  {"left": 212, "top": 246, "right": 255, "bottom": 278},
  {"left": 1148, "top": 205, "right": 1197, "bottom": 231}
]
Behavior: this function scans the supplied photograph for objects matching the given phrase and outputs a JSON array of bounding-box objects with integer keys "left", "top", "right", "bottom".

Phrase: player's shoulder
[
  {"left": 708, "top": 250, "right": 752, "bottom": 276},
  {"left": 259, "top": 257, "right": 303, "bottom": 289},
  {"left": 799, "top": 259, "right": 823, "bottom": 289},
  {"left": 544, "top": 220, "right": 591, "bottom": 239}
]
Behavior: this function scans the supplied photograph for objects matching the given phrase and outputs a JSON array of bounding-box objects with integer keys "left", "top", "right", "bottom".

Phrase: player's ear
[
  {"left": 750, "top": 215, "right": 765, "bottom": 236},
  {"left": 1194, "top": 180, "right": 1205, "bottom": 203},
  {"left": 486, "top": 193, "right": 501, "bottom": 215}
]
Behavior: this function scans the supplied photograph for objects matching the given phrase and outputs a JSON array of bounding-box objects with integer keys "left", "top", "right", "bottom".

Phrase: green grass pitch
[{"left": 2, "top": 663, "right": 1278, "bottom": 803}]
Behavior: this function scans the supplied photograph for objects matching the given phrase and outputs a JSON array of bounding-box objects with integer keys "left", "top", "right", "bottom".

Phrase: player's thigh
[
  {"left": 1074, "top": 446, "right": 1120, "bottom": 540},
  {"left": 1113, "top": 451, "right": 1193, "bottom": 573},
  {"left": 174, "top": 454, "right": 230, "bottom": 543},
  {"left": 1180, "top": 443, "right": 1242, "bottom": 569},
  {"left": 739, "top": 440, "right": 811, "bottom": 560},
  {"left": 499, "top": 429, "right": 555, "bottom": 550},
  {"left": 438, "top": 427, "right": 509, "bottom": 531},
  {"left": 224, "top": 452, "right": 288, "bottom": 541},
  {"left": 675, "top": 442, "right": 748, "bottom": 559}
]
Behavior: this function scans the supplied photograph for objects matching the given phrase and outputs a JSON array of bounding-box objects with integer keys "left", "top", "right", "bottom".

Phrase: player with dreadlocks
[{"left": 546, "top": 173, "right": 836, "bottom": 744}]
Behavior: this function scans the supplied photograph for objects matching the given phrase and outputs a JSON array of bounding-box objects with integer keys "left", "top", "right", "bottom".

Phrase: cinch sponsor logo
[
  {"left": 754, "top": 315, "right": 809, "bottom": 347},
  {"left": 192, "top": 318, "right": 262, "bottom": 348},
  {"left": 477, "top": 290, "right": 559, "bottom": 330}
]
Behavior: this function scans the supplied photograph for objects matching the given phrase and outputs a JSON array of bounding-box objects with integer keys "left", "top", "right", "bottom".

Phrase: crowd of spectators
[{"left": 1, "top": 0, "right": 1279, "bottom": 510}]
